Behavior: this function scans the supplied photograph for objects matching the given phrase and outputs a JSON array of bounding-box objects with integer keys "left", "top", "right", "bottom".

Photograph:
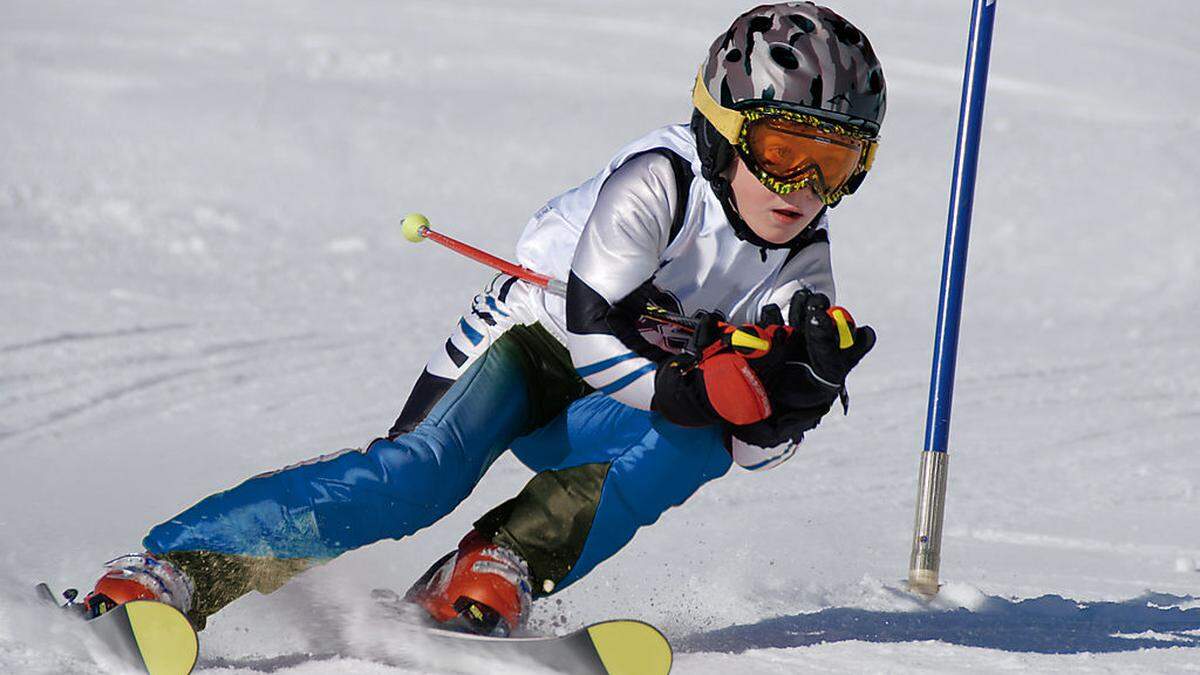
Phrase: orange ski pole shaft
[{"left": 400, "top": 213, "right": 567, "bottom": 296}]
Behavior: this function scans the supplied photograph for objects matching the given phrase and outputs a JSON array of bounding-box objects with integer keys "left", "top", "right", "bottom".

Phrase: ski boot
[
  {"left": 83, "top": 553, "right": 194, "bottom": 620},
  {"left": 406, "top": 530, "right": 532, "bottom": 637}
]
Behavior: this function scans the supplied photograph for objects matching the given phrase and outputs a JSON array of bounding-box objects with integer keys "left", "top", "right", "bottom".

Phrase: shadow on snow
[{"left": 679, "top": 592, "right": 1200, "bottom": 655}]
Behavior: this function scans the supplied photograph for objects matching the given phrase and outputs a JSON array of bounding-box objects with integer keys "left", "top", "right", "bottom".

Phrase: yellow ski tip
[
  {"left": 124, "top": 601, "right": 198, "bottom": 675},
  {"left": 587, "top": 620, "right": 672, "bottom": 675}
]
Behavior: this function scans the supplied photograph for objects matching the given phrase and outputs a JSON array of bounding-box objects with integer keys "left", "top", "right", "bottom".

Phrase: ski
[
  {"left": 421, "top": 618, "right": 672, "bottom": 675},
  {"left": 373, "top": 588, "right": 672, "bottom": 674},
  {"left": 35, "top": 583, "right": 198, "bottom": 675}
]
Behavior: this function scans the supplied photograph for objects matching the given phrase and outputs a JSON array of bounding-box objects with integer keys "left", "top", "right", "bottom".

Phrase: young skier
[{"left": 83, "top": 2, "right": 886, "bottom": 637}]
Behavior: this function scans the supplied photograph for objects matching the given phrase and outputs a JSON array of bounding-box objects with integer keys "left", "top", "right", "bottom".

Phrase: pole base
[
  {"left": 907, "top": 450, "right": 949, "bottom": 599},
  {"left": 906, "top": 569, "right": 941, "bottom": 598}
]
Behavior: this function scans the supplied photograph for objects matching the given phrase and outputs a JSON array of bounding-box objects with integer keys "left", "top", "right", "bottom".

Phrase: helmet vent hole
[
  {"left": 769, "top": 44, "right": 799, "bottom": 70},
  {"left": 748, "top": 16, "right": 773, "bottom": 35},
  {"left": 829, "top": 19, "right": 862, "bottom": 45},
  {"left": 787, "top": 14, "right": 816, "bottom": 33}
]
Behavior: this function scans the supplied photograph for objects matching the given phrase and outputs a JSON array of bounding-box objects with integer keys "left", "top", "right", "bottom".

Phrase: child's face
[{"left": 725, "top": 155, "right": 824, "bottom": 244}]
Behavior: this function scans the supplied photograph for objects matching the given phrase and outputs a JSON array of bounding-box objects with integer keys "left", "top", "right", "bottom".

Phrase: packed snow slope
[{"left": 2, "top": 0, "right": 1198, "bottom": 672}]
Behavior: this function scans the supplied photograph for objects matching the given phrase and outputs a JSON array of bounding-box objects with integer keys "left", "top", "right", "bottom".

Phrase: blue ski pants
[{"left": 143, "top": 325, "right": 732, "bottom": 610}]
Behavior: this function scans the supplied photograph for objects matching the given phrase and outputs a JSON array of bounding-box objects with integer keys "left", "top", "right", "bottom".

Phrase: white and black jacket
[
  {"left": 515, "top": 124, "right": 836, "bottom": 411},
  {"left": 397, "top": 125, "right": 838, "bottom": 467}
]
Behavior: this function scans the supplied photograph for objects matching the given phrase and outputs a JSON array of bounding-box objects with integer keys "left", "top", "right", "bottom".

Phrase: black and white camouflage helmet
[
  {"left": 692, "top": 2, "right": 886, "bottom": 191},
  {"left": 701, "top": 2, "right": 885, "bottom": 133}
]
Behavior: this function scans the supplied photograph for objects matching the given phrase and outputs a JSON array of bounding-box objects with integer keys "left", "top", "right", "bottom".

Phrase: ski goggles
[{"left": 692, "top": 71, "right": 878, "bottom": 204}]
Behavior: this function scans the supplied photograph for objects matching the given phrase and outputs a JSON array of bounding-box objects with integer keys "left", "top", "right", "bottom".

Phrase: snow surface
[{"left": 2, "top": 0, "right": 1198, "bottom": 672}]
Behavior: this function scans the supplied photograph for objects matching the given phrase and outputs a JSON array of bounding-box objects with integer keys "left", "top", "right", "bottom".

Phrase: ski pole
[
  {"left": 400, "top": 213, "right": 815, "bottom": 354},
  {"left": 908, "top": 0, "right": 998, "bottom": 599},
  {"left": 401, "top": 213, "right": 568, "bottom": 296},
  {"left": 398, "top": 213, "right": 863, "bottom": 353}
]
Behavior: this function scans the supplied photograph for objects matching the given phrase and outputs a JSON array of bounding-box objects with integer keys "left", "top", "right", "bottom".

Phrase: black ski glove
[
  {"left": 652, "top": 311, "right": 773, "bottom": 428},
  {"left": 728, "top": 290, "right": 875, "bottom": 449},
  {"left": 653, "top": 351, "right": 721, "bottom": 428},
  {"left": 654, "top": 292, "right": 875, "bottom": 438},
  {"left": 782, "top": 289, "right": 875, "bottom": 409},
  {"left": 728, "top": 403, "right": 833, "bottom": 448},
  {"left": 652, "top": 309, "right": 782, "bottom": 425}
]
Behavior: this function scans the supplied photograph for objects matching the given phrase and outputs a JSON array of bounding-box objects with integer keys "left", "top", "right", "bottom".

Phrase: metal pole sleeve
[
  {"left": 908, "top": 450, "right": 949, "bottom": 596},
  {"left": 908, "top": 0, "right": 997, "bottom": 596}
]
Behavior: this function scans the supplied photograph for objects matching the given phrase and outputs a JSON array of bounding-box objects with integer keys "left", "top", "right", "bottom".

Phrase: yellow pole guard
[
  {"left": 729, "top": 329, "right": 771, "bottom": 352},
  {"left": 400, "top": 213, "right": 431, "bottom": 243},
  {"left": 829, "top": 308, "right": 855, "bottom": 349}
]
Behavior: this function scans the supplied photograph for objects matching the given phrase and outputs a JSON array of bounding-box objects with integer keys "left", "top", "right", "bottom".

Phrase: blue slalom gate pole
[{"left": 908, "top": 0, "right": 998, "bottom": 597}]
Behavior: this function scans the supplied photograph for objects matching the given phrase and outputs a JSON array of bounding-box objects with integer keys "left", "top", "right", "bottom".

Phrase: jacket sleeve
[{"left": 565, "top": 152, "right": 682, "bottom": 410}]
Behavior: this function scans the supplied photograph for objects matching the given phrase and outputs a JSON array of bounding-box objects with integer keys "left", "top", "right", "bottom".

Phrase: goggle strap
[
  {"left": 691, "top": 69, "right": 743, "bottom": 146},
  {"left": 862, "top": 142, "right": 878, "bottom": 173}
]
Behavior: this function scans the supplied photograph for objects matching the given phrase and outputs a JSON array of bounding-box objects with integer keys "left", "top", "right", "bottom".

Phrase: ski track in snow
[
  {"left": 0, "top": 323, "right": 190, "bottom": 355},
  {"left": 3, "top": 0, "right": 1199, "bottom": 672}
]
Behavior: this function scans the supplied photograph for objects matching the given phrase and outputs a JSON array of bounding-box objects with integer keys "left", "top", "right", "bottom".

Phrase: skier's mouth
[{"left": 770, "top": 208, "right": 804, "bottom": 224}]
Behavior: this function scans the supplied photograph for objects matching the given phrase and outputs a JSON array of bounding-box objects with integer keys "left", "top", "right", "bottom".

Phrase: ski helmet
[{"left": 691, "top": 2, "right": 886, "bottom": 244}]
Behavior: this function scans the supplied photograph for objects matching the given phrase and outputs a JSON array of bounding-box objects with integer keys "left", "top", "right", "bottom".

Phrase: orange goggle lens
[{"left": 742, "top": 116, "right": 868, "bottom": 195}]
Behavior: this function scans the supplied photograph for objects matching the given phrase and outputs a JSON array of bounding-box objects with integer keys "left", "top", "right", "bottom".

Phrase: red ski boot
[
  {"left": 406, "top": 530, "right": 532, "bottom": 637},
  {"left": 83, "top": 553, "right": 194, "bottom": 619}
]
